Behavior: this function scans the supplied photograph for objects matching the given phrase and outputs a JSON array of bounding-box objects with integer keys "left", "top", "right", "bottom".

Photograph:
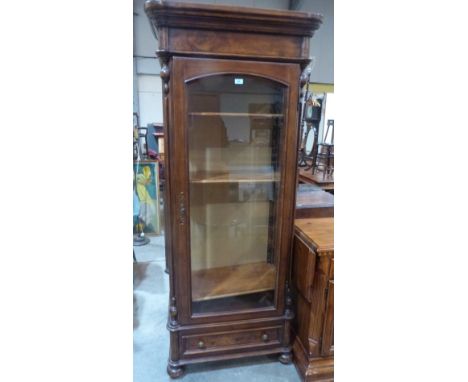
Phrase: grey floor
[{"left": 133, "top": 235, "right": 301, "bottom": 382}]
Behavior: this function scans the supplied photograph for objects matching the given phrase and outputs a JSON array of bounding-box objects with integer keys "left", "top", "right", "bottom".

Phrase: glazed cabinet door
[{"left": 170, "top": 57, "right": 300, "bottom": 324}]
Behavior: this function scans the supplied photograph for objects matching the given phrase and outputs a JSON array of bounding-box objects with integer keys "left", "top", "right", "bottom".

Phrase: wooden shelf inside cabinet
[
  {"left": 190, "top": 171, "right": 279, "bottom": 184},
  {"left": 189, "top": 112, "right": 284, "bottom": 118},
  {"left": 192, "top": 262, "right": 276, "bottom": 302}
]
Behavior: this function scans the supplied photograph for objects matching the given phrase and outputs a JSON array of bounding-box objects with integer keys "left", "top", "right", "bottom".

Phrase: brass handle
[
  {"left": 261, "top": 333, "right": 269, "bottom": 342},
  {"left": 197, "top": 340, "right": 205, "bottom": 349}
]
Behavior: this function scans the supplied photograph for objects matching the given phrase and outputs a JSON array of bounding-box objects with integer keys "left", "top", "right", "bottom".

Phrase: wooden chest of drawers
[{"left": 292, "top": 218, "right": 334, "bottom": 381}]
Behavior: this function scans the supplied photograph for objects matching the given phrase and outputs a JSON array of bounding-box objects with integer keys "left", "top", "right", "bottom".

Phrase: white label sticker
[{"left": 234, "top": 78, "right": 244, "bottom": 85}]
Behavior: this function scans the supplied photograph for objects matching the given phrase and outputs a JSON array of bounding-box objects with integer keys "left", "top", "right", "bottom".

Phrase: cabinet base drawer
[{"left": 182, "top": 326, "right": 282, "bottom": 356}]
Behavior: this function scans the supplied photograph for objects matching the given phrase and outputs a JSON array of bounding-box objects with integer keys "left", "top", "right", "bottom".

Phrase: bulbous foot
[
  {"left": 167, "top": 363, "right": 184, "bottom": 379},
  {"left": 279, "top": 351, "right": 292, "bottom": 365}
]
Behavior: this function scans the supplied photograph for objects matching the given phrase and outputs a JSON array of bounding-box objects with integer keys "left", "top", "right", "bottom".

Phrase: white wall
[
  {"left": 295, "top": 0, "right": 334, "bottom": 84},
  {"left": 137, "top": 75, "right": 163, "bottom": 127}
]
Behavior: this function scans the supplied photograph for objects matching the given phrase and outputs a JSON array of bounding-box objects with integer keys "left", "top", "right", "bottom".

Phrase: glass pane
[{"left": 187, "top": 75, "right": 285, "bottom": 315}]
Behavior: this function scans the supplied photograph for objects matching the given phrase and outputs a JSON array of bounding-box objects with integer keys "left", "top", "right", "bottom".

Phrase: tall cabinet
[{"left": 145, "top": 1, "right": 322, "bottom": 377}]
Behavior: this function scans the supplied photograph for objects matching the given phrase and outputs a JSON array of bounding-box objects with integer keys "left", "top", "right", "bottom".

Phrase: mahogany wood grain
[
  {"left": 296, "top": 184, "right": 334, "bottom": 219},
  {"left": 169, "top": 28, "right": 304, "bottom": 61},
  {"left": 145, "top": 1, "right": 321, "bottom": 66},
  {"left": 292, "top": 235, "right": 316, "bottom": 301},
  {"left": 145, "top": 0, "right": 322, "bottom": 34},
  {"left": 295, "top": 218, "right": 334, "bottom": 254},
  {"left": 144, "top": 1, "right": 322, "bottom": 377},
  {"left": 321, "top": 280, "right": 334, "bottom": 357},
  {"left": 182, "top": 326, "right": 281, "bottom": 356},
  {"left": 293, "top": 336, "right": 334, "bottom": 382}
]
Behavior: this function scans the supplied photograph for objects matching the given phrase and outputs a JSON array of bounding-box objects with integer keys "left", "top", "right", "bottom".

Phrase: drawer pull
[
  {"left": 261, "top": 333, "right": 269, "bottom": 342},
  {"left": 197, "top": 340, "right": 205, "bottom": 349}
]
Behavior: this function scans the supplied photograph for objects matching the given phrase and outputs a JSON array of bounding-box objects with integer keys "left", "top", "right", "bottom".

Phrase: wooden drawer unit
[
  {"left": 292, "top": 218, "right": 334, "bottom": 381},
  {"left": 182, "top": 326, "right": 282, "bottom": 356}
]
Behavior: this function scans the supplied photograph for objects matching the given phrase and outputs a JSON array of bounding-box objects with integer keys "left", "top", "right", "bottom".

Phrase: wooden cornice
[{"left": 144, "top": 0, "right": 322, "bottom": 37}]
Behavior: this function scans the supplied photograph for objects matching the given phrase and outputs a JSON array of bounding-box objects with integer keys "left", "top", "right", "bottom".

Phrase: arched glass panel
[{"left": 187, "top": 74, "right": 286, "bottom": 315}]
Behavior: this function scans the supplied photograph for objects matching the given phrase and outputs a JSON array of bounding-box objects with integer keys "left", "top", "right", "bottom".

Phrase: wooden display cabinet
[{"left": 145, "top": 1, "right": 322, "bottom": 378}]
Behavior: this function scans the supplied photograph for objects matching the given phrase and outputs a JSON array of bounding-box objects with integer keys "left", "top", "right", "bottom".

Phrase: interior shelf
[
  {"left": 190, "top": 171, "right": 279, "bottom": 184},
  {"left": 192, "top": 262, "right": 276, "bottom": 302},
  {"left": 189, "top": 112, "right": 283, "bottom": 118}
]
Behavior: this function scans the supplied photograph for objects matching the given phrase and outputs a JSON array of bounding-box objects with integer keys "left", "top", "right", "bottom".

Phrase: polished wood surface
[
  {"left": 192, "top": 263, "right": 275, "bottom": 301},
  {"left": 145, "top": 0, "right": 322, "bottom": 35},
  {"left": 145, "top": 0, "right": 322, "bottom": 64},
  {"left": 292, "top": 218, "right": 334, "bottom": 381},
  {"left": 295, "top": 218, "right": 334, "bottom": 254},
  {"left": 144, "top": 2, "right": 321, "bottom": 377},
  {"left": 296, "top": 184, "right": 334, "bottom": 219}
]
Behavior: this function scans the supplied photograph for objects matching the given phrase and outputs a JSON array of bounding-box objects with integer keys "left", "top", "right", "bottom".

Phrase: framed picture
[
  {"left": 249, "top": 103, "right": 274, "bottom": 146},
  {"left": 133, "top": 160, "right": 161, "bottom": 235},
  {"left": 250, "top": 128, "right": 271, "bottom": 146}
]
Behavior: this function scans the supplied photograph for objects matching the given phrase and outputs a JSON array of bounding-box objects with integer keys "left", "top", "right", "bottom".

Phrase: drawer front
[{"left": 182, "top": 326, "right": 282, "bottom": 356}]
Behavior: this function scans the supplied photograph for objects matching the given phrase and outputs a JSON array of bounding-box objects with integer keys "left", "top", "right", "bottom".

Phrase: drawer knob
[
  {"left": 261, "top": 333, "right": 269, "bottom": 342},
  {"left": 197, "top": 340, "right": 205, "bottom": 349}
]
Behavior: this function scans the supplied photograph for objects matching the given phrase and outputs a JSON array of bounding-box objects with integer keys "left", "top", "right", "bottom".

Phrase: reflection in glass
[{"left": 187, "top": 75, "right": 285, "bottom": 315}]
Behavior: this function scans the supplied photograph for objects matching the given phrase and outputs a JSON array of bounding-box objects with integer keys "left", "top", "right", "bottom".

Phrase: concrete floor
[{"left": 133, "top": 236, "right": 301, "bottom": 382}]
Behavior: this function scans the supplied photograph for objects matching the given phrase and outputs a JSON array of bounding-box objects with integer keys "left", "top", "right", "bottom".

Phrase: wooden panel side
[
  {"left": 182, "top": 326, "right": 281, "bottom": 356},
  {"left": 292, "top": 235, "right": 316, "bottom": 301},
  {"left": 293, "top": 336, "right": 334, "bottom": 382},
  {"left": 295, "top": 218, "right": 334, "bottom": 253},
  {"left": 321, "top": 280, "right": 334, "bottom": 357},
  {"left": 170, "top": 57, "right": 192, "bottom": 324},
  {"left": 306, "top": 255, "right": 332, "bottom": 357}
]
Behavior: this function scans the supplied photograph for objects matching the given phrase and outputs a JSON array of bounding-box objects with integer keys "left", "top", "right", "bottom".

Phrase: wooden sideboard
[{"left": 292, "top": 218, "right": 334, "bottom": 381}]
